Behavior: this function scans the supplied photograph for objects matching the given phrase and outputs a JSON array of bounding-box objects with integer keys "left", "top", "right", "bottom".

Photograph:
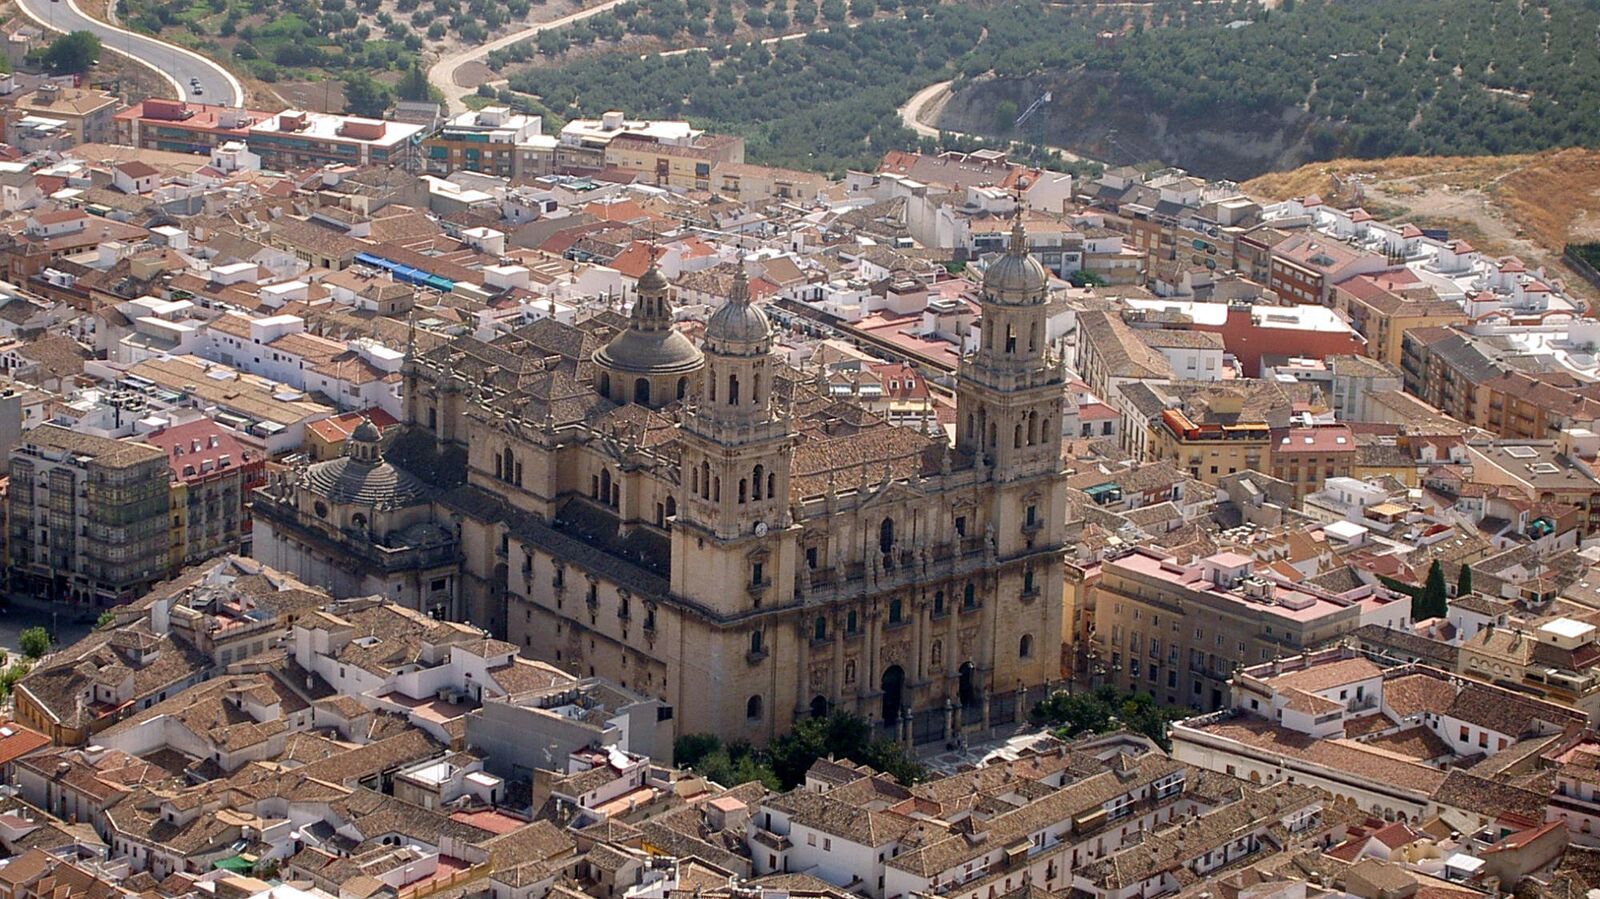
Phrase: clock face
[{"left": 754, "top": 521, "right": 768, "bottom": 537}]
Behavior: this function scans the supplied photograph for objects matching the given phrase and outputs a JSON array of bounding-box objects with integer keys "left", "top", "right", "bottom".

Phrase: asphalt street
[{"left": 14, "top": 0, "right": 243, "bottom": 106}]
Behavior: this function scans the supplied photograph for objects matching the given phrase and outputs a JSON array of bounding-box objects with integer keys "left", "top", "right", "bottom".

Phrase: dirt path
[{"left": 427, "top": 0, "right": 632, "bottom": 114}]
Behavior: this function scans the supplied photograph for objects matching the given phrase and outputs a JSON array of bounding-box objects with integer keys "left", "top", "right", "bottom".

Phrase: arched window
[
  {"left": 752, "top": 464, "right": 765, "bottom": 500},
  {"left": 351, "top": 513, "right": 367, "bottom": 531},
  {"left": 888, "top": 598, "right": 903, "bottom": 624},
  {"left": 767, "top": 472, "right": 776, "bottom": 498},
  {"left": 964, "top": 583, "right": 976, "bottom": 609},
  {"left": 1005, "top": 323, "right": 1017, "bottom": 354},
  {"left": 1014, "top": 424, "right": 1023, "bottom": 449},
  {"left": 988, "top": 422, "right": 998, "bottom": 449},
  {"left": 750, "top": 630, "right": 763, "bottom": 655},
  {"left": 739, "top": 479, "right": 748, "bottom": 504},
  {"left": 1020, "top": 634, "right": 1033, "bottom": 658},
  {"left": 814, "top": 615, "right": 827, "bottom": 641},
  {"left": 691, "top": 468, "right": 699, "bottom": 494},
  {"left": 494, "top": 453, "right": 503, "bottom": 480},
  {"left": 665, "top": 496, "right": 676, "bottom": 518},
  {"left": 599, "top": 372, "right": 611, "bottom": 398},
  {"left": 728, "top": 373, "right": 740, "bottom": 406},
  {"left": 713, "top": 478, "right": 721, "bottom": 502},
  {"left": 1027, "top": 411, "right": 1038, "bottom": 445},
  {"left": 677, "top": 377, "right": 688, "bottom": 400},
  {"left": 933, "top": 590, "right": 945, "bottom": 615},
  {"left": 701, "top": 462, "right": 711, "bottom": 499},
  {"left": 1023, "top": 566, "right": 1035, "bottom": 593},
  {"left": 709, "top": 368, "right": 717, "bottom": 402},
  {"left": 634, "top": 378, "right": 650, "bottom": 405},
  {"left": 752, "top": 372, "right": 761, "bottom": 405},
  {"left": 746, "top": 695, "right": 763, "bottom": 719},
  {"left": 502, "top": 448, "right": 514, "bottom": 482},
  {"left": 879, "top": 517, "right": 895, "bottom": 554},
  {"left": 600, "top": 469, "right": 612, "bottom": 503},
  {"left": 846, "top": 610, "right": 858, "bottom": 634}
]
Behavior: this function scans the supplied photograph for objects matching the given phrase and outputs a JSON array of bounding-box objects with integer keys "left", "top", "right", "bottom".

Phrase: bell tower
[
  {"left": 672, "top": 267, "right": 797, "bottom": 612},
  {"left": 955, "top": 213, "right": 1065, "bottom": 479}
]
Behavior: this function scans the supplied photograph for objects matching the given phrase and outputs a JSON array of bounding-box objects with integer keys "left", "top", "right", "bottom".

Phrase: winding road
[
  {"left": 15, "top": 0, "right": 243, "bottom": 106},
  {"left": 428, "top": 0, "right": 633, "bottom": 115},
  {"left": 898, "top": 78, "right": 1093, "bottom": 166}
]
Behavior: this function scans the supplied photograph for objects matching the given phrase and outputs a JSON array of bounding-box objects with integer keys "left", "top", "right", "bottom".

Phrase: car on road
[{"left": 193, "top": 87, "right": 203, "bottom": 95}]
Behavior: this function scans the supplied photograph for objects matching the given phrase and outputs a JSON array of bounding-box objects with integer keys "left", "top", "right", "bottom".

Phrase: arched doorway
[
  {"left": 634, "top": 378, "right": 651, "bottom": 405},
  {"left": 810, "top": 695, "right": 830, "bottom": 718},
  {"left": 881, "top": 665, "right": 905, "bottom": 724},
  {"left": 959, "top": 661, "right": 978, "bottom": 708}
]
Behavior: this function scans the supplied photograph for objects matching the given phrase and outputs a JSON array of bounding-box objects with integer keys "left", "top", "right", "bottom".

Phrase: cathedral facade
[{"left": 253, "top": 225, "right": 1069, "bottom": 743}]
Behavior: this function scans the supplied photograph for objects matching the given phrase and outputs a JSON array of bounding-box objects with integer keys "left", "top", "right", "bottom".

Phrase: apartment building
[
  {"left": 422, "top": 106, "right": 555, "bottom": 178},
  {"left": 1269, "top": 424, "right": 1357, "bottom": 501},
  {"left": 1465, "top": 439, "right": 1600, "bottom": 537},
  {"left": 4, "top": 83, "right": 117, "bottom": 145},
  {"left": 1268, "top": 233, "right": 1393, "bottom": 305},
  {"left": 245, "top": 110, "right": 426, "bottom": 171},
  {"left": 112, "top": 98, "right": 276, "bottom": 154},
  {"left": 1148, "top": 399, "right": 1272, "bottom": 488},
  {"left": 1091, "top": 548, "right": 1384, "bottom": 710},
  {"left": 1333, "top": 269, "right": 1467, "bottom": 368},
  {"left": 1173, "top": 647, "right": 1583, "bottom": 826},
  {"left": 552, "top": 111, "right": 743, "bottom": 181},
  {"left": 1457, "top": 616, "right": 1600, "bottom": 719},
  {"left": 605, "top": 134, "right": 745, "bottom": 191},
  {"left": 7, "top": 425, "right": 171, "bottom": 606},
  {"left": 143, "top": 419, "right": 265, "bottom": 567}
]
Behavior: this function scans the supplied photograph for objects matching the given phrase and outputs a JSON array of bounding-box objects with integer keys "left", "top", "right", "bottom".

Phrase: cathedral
[{"left": 252, "top": 220, "right": 1069, "bottom": 743}]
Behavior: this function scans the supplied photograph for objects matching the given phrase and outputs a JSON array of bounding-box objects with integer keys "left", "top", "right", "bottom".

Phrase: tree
[
  {"left": 342, "top": 73, "right": 393, "bottom": 117},
  {"left": 1416, "top": 559, "right": 1449, "bottom": 621},
  {"left": 0, "top": 661, "right": 27, "bottom": 699},
  {"left": 96, "top": 610, "right": 116, "bottom": 629},
  {"left": 766, "top": 711, "right": 922, "bottom": 787},
  {"left": 994, "top": 99, "right": 1018, "bottom": 133},
  {"left": 1032, "top": 686, "right": 1185, "bottom": 750},
  {"left": 1456, "top": 563, "right": 1473, "bottom": 598},
  {"left": 396, "top": 63, "right": 431, "bottom": 102},
  {"left": 18, "top": 627, "right": 50, "bottom": 660},
  {"left": 43, "top": 30, "right": 101, "bottom": 75}
]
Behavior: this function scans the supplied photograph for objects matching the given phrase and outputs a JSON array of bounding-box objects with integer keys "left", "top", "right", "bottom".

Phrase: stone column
[
  {"left": 795, "top": 618, "right": 810, "bottom": 719},
  {"left": 913, "top": 593, "right": 927, "bottom": 683},
  {"left": 831, "top": 611, "right": 845, "bottom": 701}
]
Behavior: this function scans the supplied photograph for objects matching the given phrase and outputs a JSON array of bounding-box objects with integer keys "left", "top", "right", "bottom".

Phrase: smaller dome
[
  {"left": 982, "top": 216, "right": 1048, "bottom": 301},
  {"left": 638, "top": 264, "right": 669, "bottom": 293},
  {"left": 705, "top": 265, "right": 771, "bottom": 350},
  {"left": 349, "top": 418, "right": 381, "bottom": 444}
]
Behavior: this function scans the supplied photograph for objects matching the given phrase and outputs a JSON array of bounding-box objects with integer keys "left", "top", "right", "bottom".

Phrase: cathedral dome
[
  {"left": 983, "top": 216, "right": 1048, "bottom": 301},
  {"left": 593, "top": 262, "right": 705, "bottom": 376},
  {"left": 594, "top": 328, "right": 704, "bottom": 375},
  {"left": 704, "top": 266, "right": 770, "bottom": 350},
  {"left": 304, "top": 456, "right": 430, "bottom": 509},
  {"left": 302, "top": 421, "right": 429, "bottom": 510}
]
